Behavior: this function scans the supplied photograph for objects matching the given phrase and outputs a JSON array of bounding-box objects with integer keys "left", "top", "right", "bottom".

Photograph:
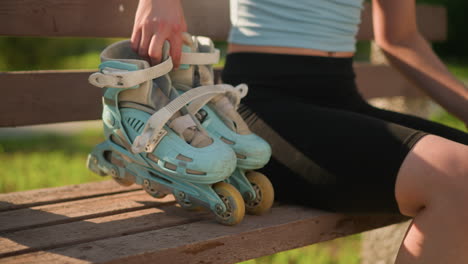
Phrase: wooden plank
[
  {"left": 354, "top": 63, "right": 426, "bottom": 99},
  {"left": 0, "top": 64, "right": 425, "bottom": 127},
  {"left": 0, "top": 191, "right": 175, "bottom": 233},
  {"left": 0, "top": 70, "right": 102, "bottom": 127},
  {"left": 0, "top": 206, "right": 407, "bottom": 264},
  {"left": 0, "top": 0, "right": 229, "bottom": 40},
  {"left": 358, "top": 3, "right": 447, "bottom": 42},
  {"left": 0, "top": 1, "right": 446, "bottom": 41},
  {"left": 0, "top": 180, "right": 139, "bottom": 212},
  {"left": 0, "top": 207, "right": 211, "bottom": 258}
]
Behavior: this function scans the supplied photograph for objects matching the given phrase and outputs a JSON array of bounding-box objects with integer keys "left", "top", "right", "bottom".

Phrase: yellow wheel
[
  {"left": 245, "top": 171, "right": 274, "bottom": 215},
  {"left": 213, "top": 182, "right": 245, "bottom": 226}
]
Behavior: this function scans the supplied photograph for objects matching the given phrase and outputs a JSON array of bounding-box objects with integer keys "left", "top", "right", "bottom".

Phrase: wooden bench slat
[
  {"left": 0, "top": 206, "right": 406, "bottom": 264},
  {"left": 358, "top": 3, "right": 447, "bottom": 42},
  {"left": 0, "top": 207, "right": 210, "bottom": 258},
  {"left": 0, "top": 180, "right": 139, "bottom": 212},
  {"left": 0, "top": 191, "right": 175, "bottom": 233},
  {"left": 0, "top": 70, "right": 102, "bottom": 127},
  {"left": 0, "top": 64, "right": 425, "bottom": 128},
  {"left": 0, "top": 1, "right": 446, "bottom": 41},
  {"left": 354, "top": 63, "right": 426, "bottom": 99}
]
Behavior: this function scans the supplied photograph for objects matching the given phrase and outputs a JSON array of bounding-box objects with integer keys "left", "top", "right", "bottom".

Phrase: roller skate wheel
[
  {"left": 110, "top": 169, "right": 118, "bottom": 177},
  {"left": 112, "top": 176, "right": 134, "bottom": 187},
  {"left": 86, "top": 155, "right": 107, "bottom": 176},
  {"left": 245, "top": 171, "right": 274, "bottom": 215},
  {"left": 174, "top": 191, "right": 203, "bottom": 211},
  {"left": 143, "top": 179, "right": 150, "bottom": 187},
  {"left": 143, "top": 179, "right": 167, "bottom": 198},
  {"left": 213, "top": 182, "right": 245, "bottom": 226}
]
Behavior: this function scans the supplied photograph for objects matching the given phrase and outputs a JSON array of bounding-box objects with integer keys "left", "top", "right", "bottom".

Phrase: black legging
[{"left": 221, "top": 52, "right": 468, "bottom": 214}]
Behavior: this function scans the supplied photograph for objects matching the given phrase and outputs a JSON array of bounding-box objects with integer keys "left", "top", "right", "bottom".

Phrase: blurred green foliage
[
  {"left": 0, "top": 130, "right": 106, "bottom": 193},
  {"left": 240, "top": 234, "right": 361, "bottom": 264},
  {"left": 0, "top": 37, "right": 121, "bottom": 71}
]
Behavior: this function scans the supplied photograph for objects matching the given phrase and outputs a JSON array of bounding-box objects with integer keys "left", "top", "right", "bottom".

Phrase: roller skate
[
  {"left": 86, "top": 39, "right": 246, "bottom": 225},
  {"left": 170, "top": 33, "right": 274, "bottom": 215}
]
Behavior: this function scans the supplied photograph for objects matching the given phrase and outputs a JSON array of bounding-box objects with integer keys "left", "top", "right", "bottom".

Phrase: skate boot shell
[
  {"left": 170, "top": 33, "right": 274, "bottom": 215},
  {"left": 86, "top": 39, "right": 245, "bottom": 225}
]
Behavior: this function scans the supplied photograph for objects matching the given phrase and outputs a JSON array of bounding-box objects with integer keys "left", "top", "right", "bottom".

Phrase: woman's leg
[{"left": 394, "top": 135, "right": 468, "bottom": 263}]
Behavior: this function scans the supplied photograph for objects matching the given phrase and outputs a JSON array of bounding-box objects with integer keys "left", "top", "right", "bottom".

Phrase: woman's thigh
[{"left": 238, "top": 92, "right": 429, "bottom": 214}]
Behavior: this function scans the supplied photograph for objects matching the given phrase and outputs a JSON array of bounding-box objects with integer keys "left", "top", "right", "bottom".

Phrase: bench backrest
[{"left": 0, "top": 0, "right": 446, "bottom": 127}]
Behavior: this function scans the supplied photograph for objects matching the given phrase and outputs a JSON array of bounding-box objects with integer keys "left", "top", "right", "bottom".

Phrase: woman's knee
[{"left": 395, "top": 135, "right": 468, "bottom": 217}]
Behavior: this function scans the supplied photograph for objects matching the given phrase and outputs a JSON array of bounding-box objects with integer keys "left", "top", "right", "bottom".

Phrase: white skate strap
[
  {"left": 180, "top": 49, "right": 220, "bottom": 65},
  {"left": 132, "top": 85, "right": 231, "bottom": 153},
  {"left": 186, "top": 83, "right": 249, "bottom": 114},
  {"left": 88, "top": 58, "right": 173, "bottom": 88}
]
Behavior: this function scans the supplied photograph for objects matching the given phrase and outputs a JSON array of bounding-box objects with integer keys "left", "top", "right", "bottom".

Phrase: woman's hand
[{"left": 131, "top": 0, "right": 187, "bottom": 68}]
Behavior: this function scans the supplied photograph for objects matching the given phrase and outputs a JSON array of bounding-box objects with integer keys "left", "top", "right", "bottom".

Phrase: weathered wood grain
[
  {"left": 0, "top": 206, "right": 211, "bottom": 258},
  {"left": 0, "top": 206, "right": 407, "bottom": 264},
  {"left": 0, "top": 191, "right": 175, "bottom": 233},
  {"left": 0, "top": 70, "right": 102, "bottom": 127},
  {"left": 0, "top": 180, "right": 139, "bottom": 212},
  {"left": 0, "top": 64, "right": 424, "bottom": 127},
  {"left": 0, "top": 1, "right": 446, "bottom": 41}
]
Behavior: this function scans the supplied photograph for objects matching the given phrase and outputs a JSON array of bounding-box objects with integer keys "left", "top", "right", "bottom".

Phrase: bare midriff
[{"left": 228, "top": 43, "right": 355, "bottom": 58}]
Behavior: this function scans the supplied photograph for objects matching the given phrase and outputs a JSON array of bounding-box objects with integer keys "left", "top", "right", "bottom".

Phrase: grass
[
  {"left": 239, "top": 234, "right": 361, "bottom": 264},
  {"left": 0, "top": 130, "right": 106, "bottom": 193}
]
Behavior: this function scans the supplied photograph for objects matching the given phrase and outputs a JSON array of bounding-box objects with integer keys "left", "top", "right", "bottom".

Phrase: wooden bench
[{"left": 0, "top": 1, "right": 446, "bottom": 263}]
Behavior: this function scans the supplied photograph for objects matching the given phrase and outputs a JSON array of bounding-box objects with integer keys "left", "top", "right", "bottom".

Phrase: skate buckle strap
[
  {"left": 186, "top": 83, "right": 249, "bottom": 114},
  {"left": 88, "top": 58, "right": 173, "bottom": 88},
  {"left": 179, "top": 49, "right": 220, "bottom": 65},
  {"left": 131, "top": 85, "right": 232, "bottom": 153}
]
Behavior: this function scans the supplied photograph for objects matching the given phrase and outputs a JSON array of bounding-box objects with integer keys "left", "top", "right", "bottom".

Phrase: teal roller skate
[
  {"left": 86, "top": 39, "right": 246, "bottom": 225},
  {"left": 170, "top": 33, "right": 274, "bottom": 215}
]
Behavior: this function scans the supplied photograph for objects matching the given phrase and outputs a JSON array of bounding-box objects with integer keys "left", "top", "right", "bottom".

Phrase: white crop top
[{"left": 229, "top": 0, "right": 365, "bottom": 52}]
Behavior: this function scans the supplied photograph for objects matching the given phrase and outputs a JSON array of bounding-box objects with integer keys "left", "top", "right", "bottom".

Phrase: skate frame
[{"left": 0, "top": 1, "right": 446, "bottom": 263}]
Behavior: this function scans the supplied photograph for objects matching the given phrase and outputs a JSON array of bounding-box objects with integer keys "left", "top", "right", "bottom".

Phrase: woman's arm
[
  {"left": 131, "top": 0, "right": 187, "bottom": 68},
  {"left": 372, "top": 0, "right": 468, "bottom": 124}
]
